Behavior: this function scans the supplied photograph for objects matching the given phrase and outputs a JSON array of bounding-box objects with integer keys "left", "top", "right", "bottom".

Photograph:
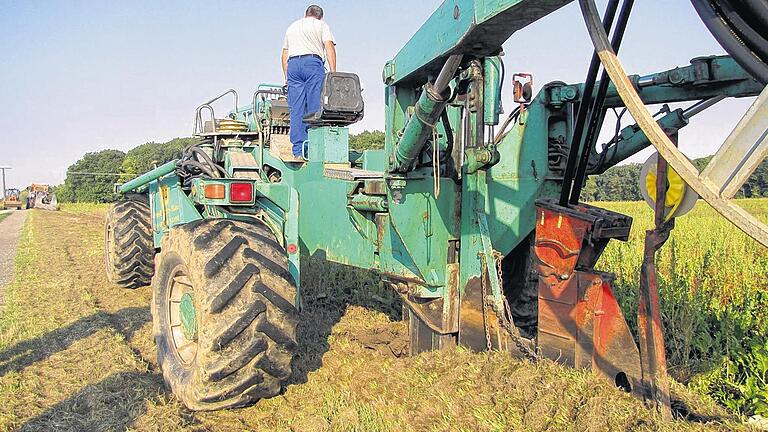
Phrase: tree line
[
  {"left": 581, "top": 155, "right": 768, "bottom": 201},
  {"left": 55, "top": 138, "right": 197, "bottom": 203},
  {"left": 54, "top": 131, "right": 765, "bottom": 203}
]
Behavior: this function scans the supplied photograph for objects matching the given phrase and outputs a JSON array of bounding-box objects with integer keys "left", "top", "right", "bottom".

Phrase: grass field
[{"left": 0, "top": 201, "right": 764, "bottom": 431}]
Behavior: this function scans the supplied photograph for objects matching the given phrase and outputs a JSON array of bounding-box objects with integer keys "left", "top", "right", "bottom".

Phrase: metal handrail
[
  {"left": 193, "top": 104, "right": 215, "bottom": 136},
  {"left": 192, "top": 89, "right": 240, "bottom": 135},
  {"left": 204, "top": 88, "right": 239, "bottom": 111}
]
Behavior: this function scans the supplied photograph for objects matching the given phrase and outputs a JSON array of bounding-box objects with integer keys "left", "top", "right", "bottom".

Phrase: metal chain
[
  {"left": 479, "top": 253, "right": 493, "bottom": 351},
  {"left": 491, "top": 250, "right": 540, "bottom": 362}
]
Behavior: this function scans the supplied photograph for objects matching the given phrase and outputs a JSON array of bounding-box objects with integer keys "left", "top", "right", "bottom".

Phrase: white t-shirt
[{"left": 282, "top": 17, "right": 335, "bottom": 59}]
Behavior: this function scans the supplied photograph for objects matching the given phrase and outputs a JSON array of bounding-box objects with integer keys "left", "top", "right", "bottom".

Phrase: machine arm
[
  {"left": 548, "top": 55, "right": 763, "bottom": 108},
  {"left": 542, "top": 54, "right": 763, "bottom": 175},
  {"left": 383, "top": 0, "right": 572, "bottom": 86}
]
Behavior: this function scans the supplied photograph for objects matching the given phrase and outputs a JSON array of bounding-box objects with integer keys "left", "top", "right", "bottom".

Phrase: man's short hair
[{"left": 305, "top": 5, "right": 323, "bottom": 19}]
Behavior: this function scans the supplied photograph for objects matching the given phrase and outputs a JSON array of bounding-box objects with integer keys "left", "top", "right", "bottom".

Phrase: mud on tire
[
  {"left": 152, "top": 219, "right": 299, "bottom": 410},
  {"left": 105, "top": 194, "right": 155, "bottom": 288}
]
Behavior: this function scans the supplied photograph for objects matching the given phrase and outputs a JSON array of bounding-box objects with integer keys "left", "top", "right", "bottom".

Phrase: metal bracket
[{"left": 476, "top": 210, "right": 504, "bottom": 311}]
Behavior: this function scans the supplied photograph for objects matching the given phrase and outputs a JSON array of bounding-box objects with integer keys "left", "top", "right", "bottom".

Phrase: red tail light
[{"left": 230, "top": 182, "right": 253, "bottom": 203}]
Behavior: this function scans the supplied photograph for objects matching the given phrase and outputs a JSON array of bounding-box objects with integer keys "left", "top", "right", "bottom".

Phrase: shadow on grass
[
  {"left": 0, "top": 306, "right": 150, "bottom": 377},
  {"left": 288, "top": 254, "right": 403, "bottom": 387},
  {"left": 19, "top": 370, "right": 164, "bottom": 432},
  {"left": 6, "top": 255, "right": 402, "bottom": 429},
  {"left": 0, "top": 306, "right": 162, "bottom": 430}
]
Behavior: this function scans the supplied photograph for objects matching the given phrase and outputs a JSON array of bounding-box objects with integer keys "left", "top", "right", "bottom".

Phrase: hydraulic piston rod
[{"left": 390, "top": 55, "right": 462, "bottom": 172}]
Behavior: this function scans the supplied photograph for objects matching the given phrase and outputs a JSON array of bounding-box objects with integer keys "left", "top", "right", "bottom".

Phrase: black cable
[
  {"left": 559, "top": 0, "right": 620, "bottom": 206},
  {"left": 440, "top": 109, "right": 454, "bottom": 159},
  {"left": 195, "top": 148, "right": 227, "bottom": 177},
  {"left": 717, "top": 0, "right": 768, "bottom": 60},
  {"left": 570, "top": 0, "right": 634, "bottom": 204}
]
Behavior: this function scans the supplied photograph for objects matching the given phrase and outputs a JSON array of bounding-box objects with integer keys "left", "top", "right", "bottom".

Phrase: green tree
[
  {"left": 120, "top": 137, "right": 195, "bottom": 176},
  {"left": 52, "top": 183, "right": 74, "bottom": 203},
  {"left": 349, "top": 130, "right": 385, "bottom": 151},
  {"left": 63, "top": 149, "right": 126, "bottom": 203}
]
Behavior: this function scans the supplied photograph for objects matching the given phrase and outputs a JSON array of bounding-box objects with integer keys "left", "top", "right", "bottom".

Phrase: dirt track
[
  {"left": 0, "top": 207, "right": 743, "bottom": 431},
  {"left": 0, "top": 210, "right": 27, "bottom": 309}
]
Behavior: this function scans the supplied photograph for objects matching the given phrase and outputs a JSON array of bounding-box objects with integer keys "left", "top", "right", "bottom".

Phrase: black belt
[{"left": 289, "top": 54, "right": 322, "bottom": 61}]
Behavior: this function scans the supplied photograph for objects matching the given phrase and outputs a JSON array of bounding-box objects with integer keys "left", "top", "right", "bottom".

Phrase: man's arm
[
  {"left": 324, "top": 42, "right": 336, "bottom": 73},
  {"left": 281, "top": 48, "right": 289, "bottom": 82}
]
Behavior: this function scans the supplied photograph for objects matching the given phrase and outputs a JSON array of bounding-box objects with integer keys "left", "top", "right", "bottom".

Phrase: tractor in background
[
  {"left": 104, "top": 0, "right": 768, "bottom": 415},
  {"left": 1, "top": 189, "right": 22, "bottom": 211},
  {"left": 26, "top": 184, "right": 58, "bottom": 211}
]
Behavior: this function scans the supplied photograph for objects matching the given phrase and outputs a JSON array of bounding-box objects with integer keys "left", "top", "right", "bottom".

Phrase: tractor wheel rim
[{"left": 167, "top": 266, "right": 198, "bottom": 365}]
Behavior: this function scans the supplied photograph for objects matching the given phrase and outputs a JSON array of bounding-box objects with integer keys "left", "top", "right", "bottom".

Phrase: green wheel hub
[
  {"left": 167, "top": 268, "right": 198, "bottom": 364},
  {"left": 179, "top": 293, "right": 197, "bottom": 341}
]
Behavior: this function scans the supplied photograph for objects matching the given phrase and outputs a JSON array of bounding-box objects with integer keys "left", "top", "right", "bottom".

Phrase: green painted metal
[
  {"left": 180, "top": 292, "right": 197, "bottom": 341},
  {"left": 285, "top": 188, "right": 301, "bottom": 301},
  {"left": 307, "top": 127, "right": 349, "bottom": 163},
  {"left": 149, "top": 174, "right": 203, "bottom": 247},
  {"left": 483, "top": 56, "right": 503, "bottom": 125},
  {"left": 383, "top": 0, "right": 571, "bottom": 86},
  {"left": 588, "top": 109, "right": 689, "bottom": 174},
  {"left": 485, "top": 107, "right": 549, "bottom": 254}
]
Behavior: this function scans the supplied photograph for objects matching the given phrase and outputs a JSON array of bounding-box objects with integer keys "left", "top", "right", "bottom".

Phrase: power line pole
[{"left": 0, "top": 166, "right": 10, "bottom": 199}]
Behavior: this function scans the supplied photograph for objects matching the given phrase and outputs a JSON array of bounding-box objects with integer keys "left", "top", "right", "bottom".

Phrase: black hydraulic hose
[
  {"left": 189, "top": 147, "right": 224, "bottom": 178},
  {"left": 691, "top": 0, "right": 768, "bottom": 84},
  {"left": 717, "top": 0, "right": 768, "bottom": 60},
  {"left": 440, "top": 109, "right": 454, "bottom": 160},
  {"left": 183, "top": 160, "right": 217, "bottom": 178},
  {"left": 738, "top": 0, "right": 768, "bottom": 31},
  {"left": 570, "top": 0, "right": 634, "bottom": 204},
  {"left": 558, "top": 0, "right": 620, "bottom": 206},
  {"left": 493, "top": 105, "right": 521, "bottom": 144}
]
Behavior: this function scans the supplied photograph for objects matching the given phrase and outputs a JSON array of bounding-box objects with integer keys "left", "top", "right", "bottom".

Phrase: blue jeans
[{"left": 287, "top": 55, "right": 325, "bottom": 157}]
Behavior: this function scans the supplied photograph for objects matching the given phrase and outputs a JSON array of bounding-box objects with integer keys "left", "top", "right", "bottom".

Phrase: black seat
[{"left": 303, "top": 72, "right": 364, "bottom": 127}]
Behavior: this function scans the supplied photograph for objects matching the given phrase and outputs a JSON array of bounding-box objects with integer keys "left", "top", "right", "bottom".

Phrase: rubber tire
[
  {"left": 104, "top": 194, "right": 155, "bottom": 288},
  {"left": 152, "top": 219, "right": 299, "bottom": 410},
  {"left": 501, "top": 233, "right": 538, "bottom": 339}
]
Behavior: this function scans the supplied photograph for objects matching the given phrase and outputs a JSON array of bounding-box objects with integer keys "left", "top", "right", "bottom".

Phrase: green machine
[{"left": 105, "top": 0, "right": 768, "bottom": 411}]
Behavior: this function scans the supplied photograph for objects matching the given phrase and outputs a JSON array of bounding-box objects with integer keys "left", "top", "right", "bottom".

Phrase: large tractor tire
[
  {"left": 501, "top": 234, "right": 538, "bottom": 339},
  {"left": 151, "top": 219, "right": 299, "bottom": 410},
  {"left": 104, "top": 194, "right": 155, "bottom": 288}
]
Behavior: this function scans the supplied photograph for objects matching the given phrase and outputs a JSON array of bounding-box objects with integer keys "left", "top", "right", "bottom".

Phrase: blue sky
[{"left": 0, "top": 1, "right": 755, "bottom": 188}]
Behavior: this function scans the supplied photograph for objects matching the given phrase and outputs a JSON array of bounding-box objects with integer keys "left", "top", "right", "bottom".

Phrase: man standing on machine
[{"left": 281, "top": 5, "right": 337, "bottom": 159}]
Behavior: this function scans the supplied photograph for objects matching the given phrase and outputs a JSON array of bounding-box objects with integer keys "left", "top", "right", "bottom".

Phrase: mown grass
[
  {"left": 599, "top": 198, "right": 768, "bottom": 416},
  {"left": 0, "top": 205, "right": 744, "bottom": 431},
  {"left": 0, "top": 213, "right": 11, "bottom": 224}
]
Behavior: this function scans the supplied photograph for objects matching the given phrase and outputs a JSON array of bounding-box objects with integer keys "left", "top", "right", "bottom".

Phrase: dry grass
[{"left": 0, "top": 205, "right": 749, "bottom": 431}]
